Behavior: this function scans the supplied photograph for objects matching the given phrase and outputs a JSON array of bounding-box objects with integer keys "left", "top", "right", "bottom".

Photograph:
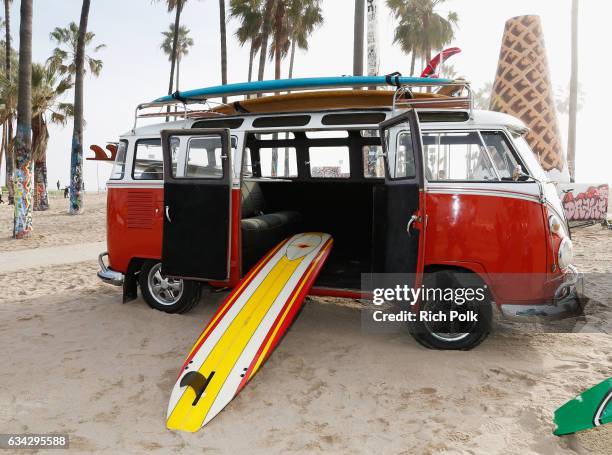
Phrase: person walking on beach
[
  {"left": 56, "top": 180, "right": 60, "bottom": 190},
  {"left": 64, "top": 186, "right": 69, "bottom": 198}
]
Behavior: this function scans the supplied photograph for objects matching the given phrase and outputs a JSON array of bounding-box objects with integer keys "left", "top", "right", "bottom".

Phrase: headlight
[{"left": 558, "top": 237, "right": 573, "bottom": 270}]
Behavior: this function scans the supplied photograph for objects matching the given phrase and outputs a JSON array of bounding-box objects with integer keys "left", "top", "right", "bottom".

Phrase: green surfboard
[{"left": 554, "top": 377, "right": 612, "bottom": 436}]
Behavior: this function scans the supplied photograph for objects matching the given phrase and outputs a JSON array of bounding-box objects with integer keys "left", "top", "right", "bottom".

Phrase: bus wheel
[
  {"left": 138, "top": 260, "right": 201, "bottom": 314},
  {"left": 410, "top": 269, "right": 492, "bottom": 350}
]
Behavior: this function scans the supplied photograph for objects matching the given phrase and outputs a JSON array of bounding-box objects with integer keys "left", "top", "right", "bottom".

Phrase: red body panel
[
  {"left": 107, "top": 186, "right": 164, "bottom": 272},
  {"left": 424, "top": 192, "right": 562, "bottom": 303},
  {"left": 108, "top": 187, "right": 242, "bottom": 287},
  {"left": 107, "top": 186, "right": 564, "bottom": 306}
]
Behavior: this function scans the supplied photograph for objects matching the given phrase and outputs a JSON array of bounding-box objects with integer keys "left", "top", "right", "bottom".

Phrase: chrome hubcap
[
  {"left": 422, "top": 298, "right": 474, "bottom": 342},
  {"left": 148, "top": 263, "right": 184, "bottom": 305}
]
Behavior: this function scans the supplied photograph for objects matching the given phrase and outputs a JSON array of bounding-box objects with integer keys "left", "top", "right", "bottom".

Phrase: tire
[
  {"left": 409, "top": 269, "right": 492, "bottom": 350},
  {"left": 138, "top": 260, "right": 201, "bottom": 314}
]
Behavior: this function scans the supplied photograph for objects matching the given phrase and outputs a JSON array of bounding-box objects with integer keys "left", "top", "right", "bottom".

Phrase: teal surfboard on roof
[{"left": 153, "top": 75, "right": 456, "bottom": 103}]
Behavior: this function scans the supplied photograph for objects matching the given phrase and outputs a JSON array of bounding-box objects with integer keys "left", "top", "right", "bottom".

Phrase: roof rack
[
  {"left": 132, "top": 101, "right": 226, "bottom": 132},
  {"left": 133, "top": 76, "right": 473, "bottom": 131}
]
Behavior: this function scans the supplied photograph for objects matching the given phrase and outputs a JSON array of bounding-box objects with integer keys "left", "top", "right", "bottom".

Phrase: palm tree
[
  {"left": 230, "top": 0, "right": 263, "bottom": 82},
  {"left": 48, "top": 22, "right": 105, "bottom": 77},
  {"left": 0, "top": 61, "right": 18, "bottom": 193},
  {"left": 219, "top": 0, "right": 228, "bottom": 103},
  {"left": 353, "top": 0, "right": 364, "bottom": 76},
  {"left": 232, "top": 0, "right": 322, "bottom": 82},
  {"left": 387, "top": 0, "right": 458, "bottom": 74},
  {"left": 30, "top": 61, "right": 73, "bottom": 211},
  {"left": 49, "top": 15, "right": 105, "bottom": 214},
  {"left": 387, "top": 0, "right": 422, "bottom": 75},
  {"left": 161, "top": 24, "right": 194, "bottom": 91},
  {"left": 13, "top": 0, "right": 32, "bottom": 238},
  {"left": 154, "top": 0, "right": 186, "bottom": 98},
  {"left": 286, "top": 0, "right": 323, "bottom": 79},
  {"left": 567, "top": 0, "right": 579, "bottom": 182},
  {"left": 269, "top": 0, "right": 290, "bottom": 80},
  {"left": 3, "top": 0, "right": 13, "bottom": 204},
  {"left": 69, "top": 0, "right": 91, "bottom": 214}
]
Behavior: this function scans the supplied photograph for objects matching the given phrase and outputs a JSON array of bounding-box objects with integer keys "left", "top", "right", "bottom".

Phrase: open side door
[
  {"left": 161, "top": 128, "right": 232, "bottom": 280},
  {"left": 373, "top": 109, "right": 426, "bottom": 278}
]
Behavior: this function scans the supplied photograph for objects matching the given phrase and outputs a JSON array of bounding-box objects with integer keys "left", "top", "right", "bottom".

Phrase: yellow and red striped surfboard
[{"left": 166, "top": 232, "right": 333, "bottom": 432}]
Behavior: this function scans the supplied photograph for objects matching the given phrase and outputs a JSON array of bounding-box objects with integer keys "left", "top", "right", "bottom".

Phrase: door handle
[
  {"left": 165, "top": 205, "right": 172, "bottom": 222},
  {"left": 407, "top": 215, "right": 418, "bottom": 236}
]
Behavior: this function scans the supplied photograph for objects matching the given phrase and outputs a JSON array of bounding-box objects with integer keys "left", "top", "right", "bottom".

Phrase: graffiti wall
[{"left": 558, "top": 184, "right": 609, "bottom": 222}]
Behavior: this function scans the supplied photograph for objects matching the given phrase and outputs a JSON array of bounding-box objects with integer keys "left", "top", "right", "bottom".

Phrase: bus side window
[
  {"left": 133, "top": 139, "right": 163, "bottom": 180},
  {"left": 110, "top": 140, "right": 128, "bottom": 179},
  {"left": 480, "top": 131, "right": 521, "bottom": 180},
  {"left": 423, "top": 132, "right": 497, "bottom": 181}
]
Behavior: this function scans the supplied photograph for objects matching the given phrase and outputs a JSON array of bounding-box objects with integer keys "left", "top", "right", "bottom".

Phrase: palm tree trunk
[
  {"left": 176, "top": 55, "right": 180, "bottom": 91},
  {"left": 34, "top": 158, "right": 49, "bottom": 211},
  {"left": 0, "top": 0, "right": 8, "bottom": 176},
  {"left": 219, "top": 0, "right": 228, "bottom": 103},
  {"left": 4, "top": 0, "right": 10, "bottom": 78},
  {"left": 247, "top": 42, "right": 255, "bottom": 82},
  {"left": 4, "top": 0, "right": 13, "bottom": 205},
  {"left": 353, "top": 0, "right": 365, "bottom": 76},
  {"left": 165, "top": 1, "right": 182, "bottom": 121},
  {"left": 69, "top": 0, "right": 91, "bottom": 215},
  {"left": 13, "top": 0, "right": 33, "bottom": 238},
  {"left": 33, "top": 114, "right": 49, "bottom": 211},
  {"left": 168, "top": 1, "right": 182, "bottom": 96},
  {"left": 567, "top": 0, "right": 579, "bottom": 182},
  {"left": 410, "top": 49, "right": 416, "bottom": 76},
  {"left": 270, "top": 2, "right": 285, "bottom": 177},
  {"left": 0, "top": 122, "right": 4, "bottom": 173},
  {"left": 283, "top": 144, "right": 289, "bottom": 176},
  {"left": 257, "top": 0, "right": 275, "bottom": 81},
  {"left": 6, "top": 121, "right": 14, "bottom": 204},
  {"left": 274, "top": 7, "right": 282, "bottom": 80},
  {"left": 288, "top": 39, "right": 296, "bottom": 78}
]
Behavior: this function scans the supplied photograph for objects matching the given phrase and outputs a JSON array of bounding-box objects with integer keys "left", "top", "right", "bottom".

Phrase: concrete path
[{"left": 0, "top": 241, "right": 105, "bottom": 273}]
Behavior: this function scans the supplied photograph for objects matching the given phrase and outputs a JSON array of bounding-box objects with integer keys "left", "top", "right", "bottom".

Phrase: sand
[
  {"left": 0, "top": 192, "right": 107, "bottom": 253},
  {"left": 0, "top": 193, "right": 611, "bottom": 454}
]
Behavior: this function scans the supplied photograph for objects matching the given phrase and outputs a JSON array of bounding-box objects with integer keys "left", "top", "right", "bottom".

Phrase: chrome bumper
[
  {"left": 97, "top": 252, "right": 124, "bottom": 286},
  {"left": 500, "top": 265, "right": 586, "bottom": 319}
]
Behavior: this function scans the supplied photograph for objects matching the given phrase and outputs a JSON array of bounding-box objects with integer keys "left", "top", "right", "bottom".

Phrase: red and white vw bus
[{"left": 97, "top": 87, "right": 584, "bottom": 350}]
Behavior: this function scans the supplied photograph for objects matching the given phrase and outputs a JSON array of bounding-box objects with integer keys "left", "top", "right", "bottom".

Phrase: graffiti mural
[
  {"left": 560, "top": 184, "right": 609, "bottom": 222},
  {"left": 69, "top": 132, "right": 84, "bottom": 214},
  {"left": 34, "top": 159, "right": 49, "bottom": 211},
  {"left": 13, "top": 123, "right": 34, "bottom": 239},
  {"left": 311, "top": 166, "right": 343, "bottom": 178}
]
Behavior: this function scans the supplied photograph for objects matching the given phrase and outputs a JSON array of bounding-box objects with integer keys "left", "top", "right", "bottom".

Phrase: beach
[{"left": 1, "top": 192, "right": 611, "bottom": 454}]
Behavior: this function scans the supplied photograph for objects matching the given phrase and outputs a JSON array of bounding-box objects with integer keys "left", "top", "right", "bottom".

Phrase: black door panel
[
  {"left": 375, "top": 109, "right": 425, "bottom": 275},
  {"left": 161, "top": 129, "right": 232, "bottom": 280}
]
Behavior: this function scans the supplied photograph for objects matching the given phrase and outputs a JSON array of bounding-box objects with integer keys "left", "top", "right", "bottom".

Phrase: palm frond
[{"left": 49, "top": 21, "right": 105, "bottom": 79}]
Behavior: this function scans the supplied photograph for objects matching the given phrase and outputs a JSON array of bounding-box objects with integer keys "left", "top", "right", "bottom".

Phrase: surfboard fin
[
  {"left": 554, "top": 377, "right": 612, "bottom": 435},
  {"left": 180, "top": 371, "right": 216, "bottom": 406}
]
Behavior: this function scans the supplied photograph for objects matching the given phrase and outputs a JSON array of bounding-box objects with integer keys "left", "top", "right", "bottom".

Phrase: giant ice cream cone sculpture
[{"left": 490, "top": 15, "right": 565, "bottom": 174}]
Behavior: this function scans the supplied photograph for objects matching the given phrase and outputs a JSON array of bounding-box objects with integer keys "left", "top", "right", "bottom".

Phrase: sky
[{"left": 0, "top": 0, "right": 610, "bottom": 191}]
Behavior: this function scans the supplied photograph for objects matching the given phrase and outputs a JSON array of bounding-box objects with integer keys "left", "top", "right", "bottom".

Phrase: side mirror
[{"left": 512, "top": 164, "right": 529, "bottom": 181}]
